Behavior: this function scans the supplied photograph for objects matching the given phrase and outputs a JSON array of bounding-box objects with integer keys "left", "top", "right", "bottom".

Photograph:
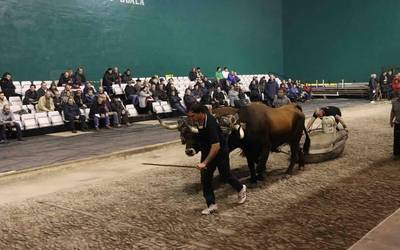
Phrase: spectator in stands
[
  {"left": 259, "top": 76, "right": 267, "bottom": 92},
  {"left": 0, "top": 92, "right": 10, "bottom": 110},
  {"left": 97, "top": 86, "right": 111, "bottom": 101},
  {"left": 184, "top": 89, "right": 197, "bottom": 110},
  {"left": 121, "top": 69, "right": 132, "bottom": 83},
  {"left": 199, "top": 81, "right": 209, "bottom": 96},
  {"left": 263, "top": 74, "right": 279, "bottom": 106},
  {"left": 36, "top": 90, "right": 55, "bottom": 112},
  {"left": 111, "top": 96, "right": 131, "bottom": 126},
  {"left": 149, "top": 76, "right": 160, "bottom": 86},
  {"left": 228, "top": 85, "right": 240, "bottom": 107},
  {"left": 169, "top": 90, "right": 186, "bottom": 115},
  {"left": 73, "top": 67, "right": 87, "bottom": 88},
  {"left": 222, "top": 67, "right": 230, "bottom": 79},
  {"left": 166, "top": 78, "right": 176, "bottom": 96},
  {"left": 58, "top": 71, "right": 73, "bottom": 87},
  {"left": 301, "top": 84, "right": 312, "bottom": 101},
  {"left": 227, "top": 71, "right": 237, "bottom": 85},
  {"left": 74, "top": 89, "right": 86, "bottom": 108},
  {"left": 0, "top": 72, "right": 18, "bottom": 98},
  {"left": 23, "top": 84, "right": 39, "bottom": 105},
  {"left": 273, "top": 88, "right": 291, "bottom": 108},
  {"left": 150, "top": 84, "right": 157, "bottom": 99},
  {"left": 84, "top": 89, "right": 96, "bottom": 108},
  {"left": 215, "top": 67, "right": 224, "bottom": 84},
  {"left": 189, "top": 68, "right": 197, "bottom": 81},
  {"left": 102, "top": 68, "right": 114, "bottom": 94},
  {"left": 49, "top": 83, "right": 61, "bottom": 109},
  {"left": 83, "top": 81, "right": 97, "bottom": 95},
  {"left": 0, "top": 104, "right": 23, "bottom": 142},
  {"left": 125, "top": 80, "right": 139, "bottom": 106},
  {"left": 112, "top": 67, "right": 121, "bottom": 85},
  {"left": 89, "top": 95, "right": 112, "bottom": 131},
  {"left": 192, "top": 84, "right": 202, "bottom": 99},
  {"left": 138, "top": 85, "right": 154, "bottom": 114},
  {"left": 196, "top": 67, "right": 204, "bottom": 79},
  {"left": 287, "top": 83, "right": 300, "bottom": 102},
  {"left": 203, "top": 77, "right": 214, "bottom": 89},
  {"left": 388, "top": 70, "right": 395, "bottom": 99},
  {"left": 380, "top": 72, "right": 389, "bottom": 100},
  {"left": 155, "top": 84, "right": 168, "bottom": 102},
  {"left": 37, "top": 82, "right": 48, "bottom": 99},
  {"left": 238, "top": 87, "right": 249, "bottom": 105},
  {"left": 60, "top": 84, "right": 73, "bottom": 104},
  {"left": 249, "top": 77, "right": 262, "bottom": 102},
  {"left": 369, "top": 74, "right": 378, "bottom": 103},
  {"left": 212, "top": 86, "right": 227, "bottom": 107},
  {"left": 62, "top": 98, "right": 87, "bottom": 133}
]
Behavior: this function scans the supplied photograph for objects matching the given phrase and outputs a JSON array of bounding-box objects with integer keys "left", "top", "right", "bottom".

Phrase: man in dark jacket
[
  {"left": 189, "top": 68, "right": 197, "bottom": 81},
  {"left": 89, "top": 95, "right": 112, "bottom": 131},
  {"left": 102, "top": 68, "right": 114, "bottom": 94},
  {"left": 0, "top": 72, "right": 18, "bottom": 98},
  {"left": 73, "top": 67, "right": 87, "bottom": 88},
  {"left": 23, "top": 84, "right": 39, "bottom": 105},
  {"left": 121, "top": 69, "right": 132, "bottom": 83},
  {"left": 125, "top": 80, "right": 139, "bottom": 106},
  {"left": 63, "top": 98, "right": 87, "bottom": 133},
  {"left": 249, "top": 77, "right": 262, "bottom": 102},
  {"left": 212, "top": 86, "right": 227, "bottom": 107},
  {"left": 37, "top": 82, "right": 48, "bottom": 99},
  {"left": 58, "top": 71, "right": 73, "bottom": 87},
  {"left": 263, "top": 75, "right": 279, "bottom": 106},
  {"left": 111, "top": 96, "right": 131, "bottom": 126}
]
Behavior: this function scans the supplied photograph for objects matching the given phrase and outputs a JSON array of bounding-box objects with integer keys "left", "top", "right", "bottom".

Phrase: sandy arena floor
[{"left": 0, "top": 101, "right": 399, "bottom": 249}]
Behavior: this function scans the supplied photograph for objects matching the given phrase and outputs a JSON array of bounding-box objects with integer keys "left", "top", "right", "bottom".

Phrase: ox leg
[
  {"left": 298, "top": 148, "right": 305, "bottom": 171},
  {"left": 256, "top": 147, "right": 270, "bottom": 181},
  {"left": 246, "top": 156, "right": 257, "bottom": 183},
  {"left": 284, "top": 143, "right": 298, "bottom": 178}
]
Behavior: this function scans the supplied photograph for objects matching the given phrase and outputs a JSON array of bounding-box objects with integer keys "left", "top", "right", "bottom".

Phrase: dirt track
[{"left": 0, "top": 101, "right": 399, "bottom": 249}]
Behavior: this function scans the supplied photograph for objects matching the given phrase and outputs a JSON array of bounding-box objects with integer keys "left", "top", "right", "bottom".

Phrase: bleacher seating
[
  {"left": 126, "top": 104, "right": 138, "bottom": 117},
  {"left": 48, "top": 111, "right": 64, "bottom": 126},
  {"left": 21, "top": 114, "right": 38, "bottom": 130},
  {"left": 35, "top": 112, "right": 52, "bottom": 128}
]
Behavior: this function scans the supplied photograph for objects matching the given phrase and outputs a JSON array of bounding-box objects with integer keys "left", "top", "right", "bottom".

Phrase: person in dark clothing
[
  {"left": 37, "top": 82, "right": 48, "bottom": 99},
  {"left": 89, "top": 95, "right": 112, "bottom": 131},
  {"left": 0, "top": 72, "right": 18, "bottom": 98},
  {"left": 102, "top": 68, "right": 114, "bottom": 94},
  {"left": 169, "top": 90, "right": 186, "bottom": 115},
  {"left": 73, "top": 89, "right": 86, "bottom": 108},
  {"left": 249, "top": 77, "right": 262, "bottom": 102},
  {"left": 390, "top": 90, "right": 400, "bottom": 159},
  {"left": 187, "top": 103, "right": 247, "bottom": 215},
  {"left": 189, "top": 67, "right": 197, "bottom": 81},
  {"left": 369, "top": 74, "right": 378, "bottom": 102},
  {"left": 212, "top": 86, "right": 227, "bottom": 107},
  {"left": 125, "top": 80, "right": 139, "bottom": 106},
  {"left": 155, "top": 84, "right": 168, "bottom": 102},
  {"left": 184, "top": 89, "right": 197, "bottom": 110},
  {"left": 84, "top": 89, "right": 96, "bottom": 108},
  {"left": 388, "top": 70, "right": 395, "bottom": 99},
  {"left": 111, "top": 96, "right": 131, "bottom": 126},
  {"left": 83, "top": 82, "right": 97, "bottom": 95},
  {"left": 307, "top": 106, "right": 347, "bottom": 131},
  {"left": 62, "top": 98, "right": 87, "bottom": 133},
  {"left": 73, "top": 67, "right": 87, "bottom": 88},
  {"left": 58, "top": 71, "right": 73, "bottom": 87},
  {"left": 49, "top": 82, "right": 61, "bottom": 111},
  {"left": 121, "top": 69, "right": 132, "bottom": 83},
  {"left": 0, "top": 104, "right": 23, "bottom": 142},
  {"left": 23, "top": 84, "right": 39, "bottom": 105},
  {"left": 112, "top": 67, "right": 121, "bottom": 85},
  {"left": 263, "top": 75, "right": 279, "bottom": 107}
]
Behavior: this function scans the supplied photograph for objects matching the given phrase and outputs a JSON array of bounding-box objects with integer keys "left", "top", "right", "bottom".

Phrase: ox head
[
  {"left": 158, "top": 117, "right": 201, "bottom": 156},
  {"left": 215, "top": 113, "right": 245, "bottom": 140}
]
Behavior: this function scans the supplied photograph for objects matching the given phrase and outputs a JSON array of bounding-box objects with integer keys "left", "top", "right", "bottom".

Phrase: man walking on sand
[{"left": 390, "top": 90, "right": 400, "bottom": 159}]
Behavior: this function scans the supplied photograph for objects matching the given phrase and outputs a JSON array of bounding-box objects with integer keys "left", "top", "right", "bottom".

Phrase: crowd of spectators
[{"left": 0, "top": 66, "right": 311, "bottom": 143}]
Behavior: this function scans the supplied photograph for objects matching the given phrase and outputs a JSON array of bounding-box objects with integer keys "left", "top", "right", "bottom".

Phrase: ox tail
[
  {"left": 303, "top": 125, "right": 310, "bottom": 155},
  {"left": 295, "top": 104, "right": 303, "bottom": 112}
]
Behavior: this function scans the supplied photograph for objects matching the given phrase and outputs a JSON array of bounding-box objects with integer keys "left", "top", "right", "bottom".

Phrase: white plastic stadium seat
[
  {"left": 160, "top": 101, "right": 173, "bottom": 113},
  {"left": 20, "top": 81, "right": 32, "bottom": 87},
  {"left": 112, "top": 85, "right": 124, "bottom": 95},
  {"left": 126, "top": 104, "right": 138, "bottom": 117},
  {"left": 152, "top": 102, "right": 164, "bottom": 114},
  {"left": 21, "top": 114, "right": 38, "bottom": 130},
  {"left": 10, "top": 105, "right": 22, "bottom": 113},
  {"left": 48, "top": 111, "right": 64, "bottom": 126},
  {"left": 36, "top": 117, "right": 52, "bottom": 128},
  {"left": 9, "top": 96, "right": 23, "bottom": 107}
]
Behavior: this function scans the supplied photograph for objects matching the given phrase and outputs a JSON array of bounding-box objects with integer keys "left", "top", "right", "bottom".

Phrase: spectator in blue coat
[{"left": 263, "top": 75, "right": 279, "bottom": 106}]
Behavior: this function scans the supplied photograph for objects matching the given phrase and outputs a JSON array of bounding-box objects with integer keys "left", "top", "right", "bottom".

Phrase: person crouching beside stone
[
  {"left": 307, "top": 106, "right": 348, "bottom": 132},
  {"left": 390, "top": 90, "right": 400, "bottom": 159},
  {"left": 62, "top": 98, "right": 87, "bottom": 133}
]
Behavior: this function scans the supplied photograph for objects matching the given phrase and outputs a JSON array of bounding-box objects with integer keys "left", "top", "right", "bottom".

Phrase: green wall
[
  {"left": 0, "top": 0, "right": 283, "bottom": 81},
  {"left": 283, "top": 0, "right": 400, "bottom": 82}
]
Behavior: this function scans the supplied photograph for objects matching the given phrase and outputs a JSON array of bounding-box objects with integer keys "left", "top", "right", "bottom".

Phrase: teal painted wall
[
  {"left": 283, "top": 0, "right": 400, "bottom": 82},
  {"left": 0, "top": 0, "right": 283, "bottom": 81}
]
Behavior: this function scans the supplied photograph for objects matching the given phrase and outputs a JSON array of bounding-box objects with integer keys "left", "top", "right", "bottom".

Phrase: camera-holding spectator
[
  {"left": 58, "top": 71, "right": 73, "bottom": 87},
  {"left": 273, "top": 88, "right": 291, "bottom": 108},
  {"left": 37, "top": 90, "right": 55, "bottom": 112},
  {"left": 111, "top": 96, "right": 131, "bottom": 126},
  {"left": 63, "top": 98, "right": 87, "bottom": 133},
  {"left": 0, "top": 104, "right": 23, "bottom": 143},
  {"left": 0, "top": 72, "right": 19, "bottom": 99},
  {"left": 213, "top": 86, "right": 227, "bottom": 107},
  {"left": 169, "top": 90, "right": 186, "bottom": 115},
  {"left": 0, "top": 92, "right": 10, "bottom": 110},
  {"left": 23, "top": 84, "right": 39, "bottom": 105},
  {"left": 73, "top": 67, "right": 87, "bottom": 88},
  {"left": 37, "top": 82, "right": 48, "bottom": 99}
]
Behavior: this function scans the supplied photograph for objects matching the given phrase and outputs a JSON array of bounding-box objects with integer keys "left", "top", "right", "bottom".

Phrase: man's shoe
[
  {"left": 201, "top": 204, "right": 218, "bottom": 215},
  {"left": 105, "top": 125, "right": 112, "bottom": 129},
  {"left": 116, "top": 124, "right": 122, "bottom": 128},
  {"left": 238, "top": 185, "right": 247, "bottom": 204}
]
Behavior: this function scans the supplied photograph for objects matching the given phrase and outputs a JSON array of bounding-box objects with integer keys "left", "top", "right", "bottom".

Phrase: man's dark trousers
[
  {"left": 394, "top": 123, "right": 400, "bottom": 156},
  {"left": 200, "top": 151, "right": 243, "bottom": 207}
]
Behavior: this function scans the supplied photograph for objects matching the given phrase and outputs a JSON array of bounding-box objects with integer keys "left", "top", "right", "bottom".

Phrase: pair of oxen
[{"left": 159, "top": 102, "right": 310, "bottom": 182}]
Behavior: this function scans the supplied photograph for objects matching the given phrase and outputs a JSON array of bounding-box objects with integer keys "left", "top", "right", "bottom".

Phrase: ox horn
[
  {"left": 157, "top": 117, "right": 179, "bottom": 130},
  {"left": 187, "top": 124, "right": 199, "bottom": 134},
  {"left": 233, "top": 124, "right": 245, "bottom": 139}
]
